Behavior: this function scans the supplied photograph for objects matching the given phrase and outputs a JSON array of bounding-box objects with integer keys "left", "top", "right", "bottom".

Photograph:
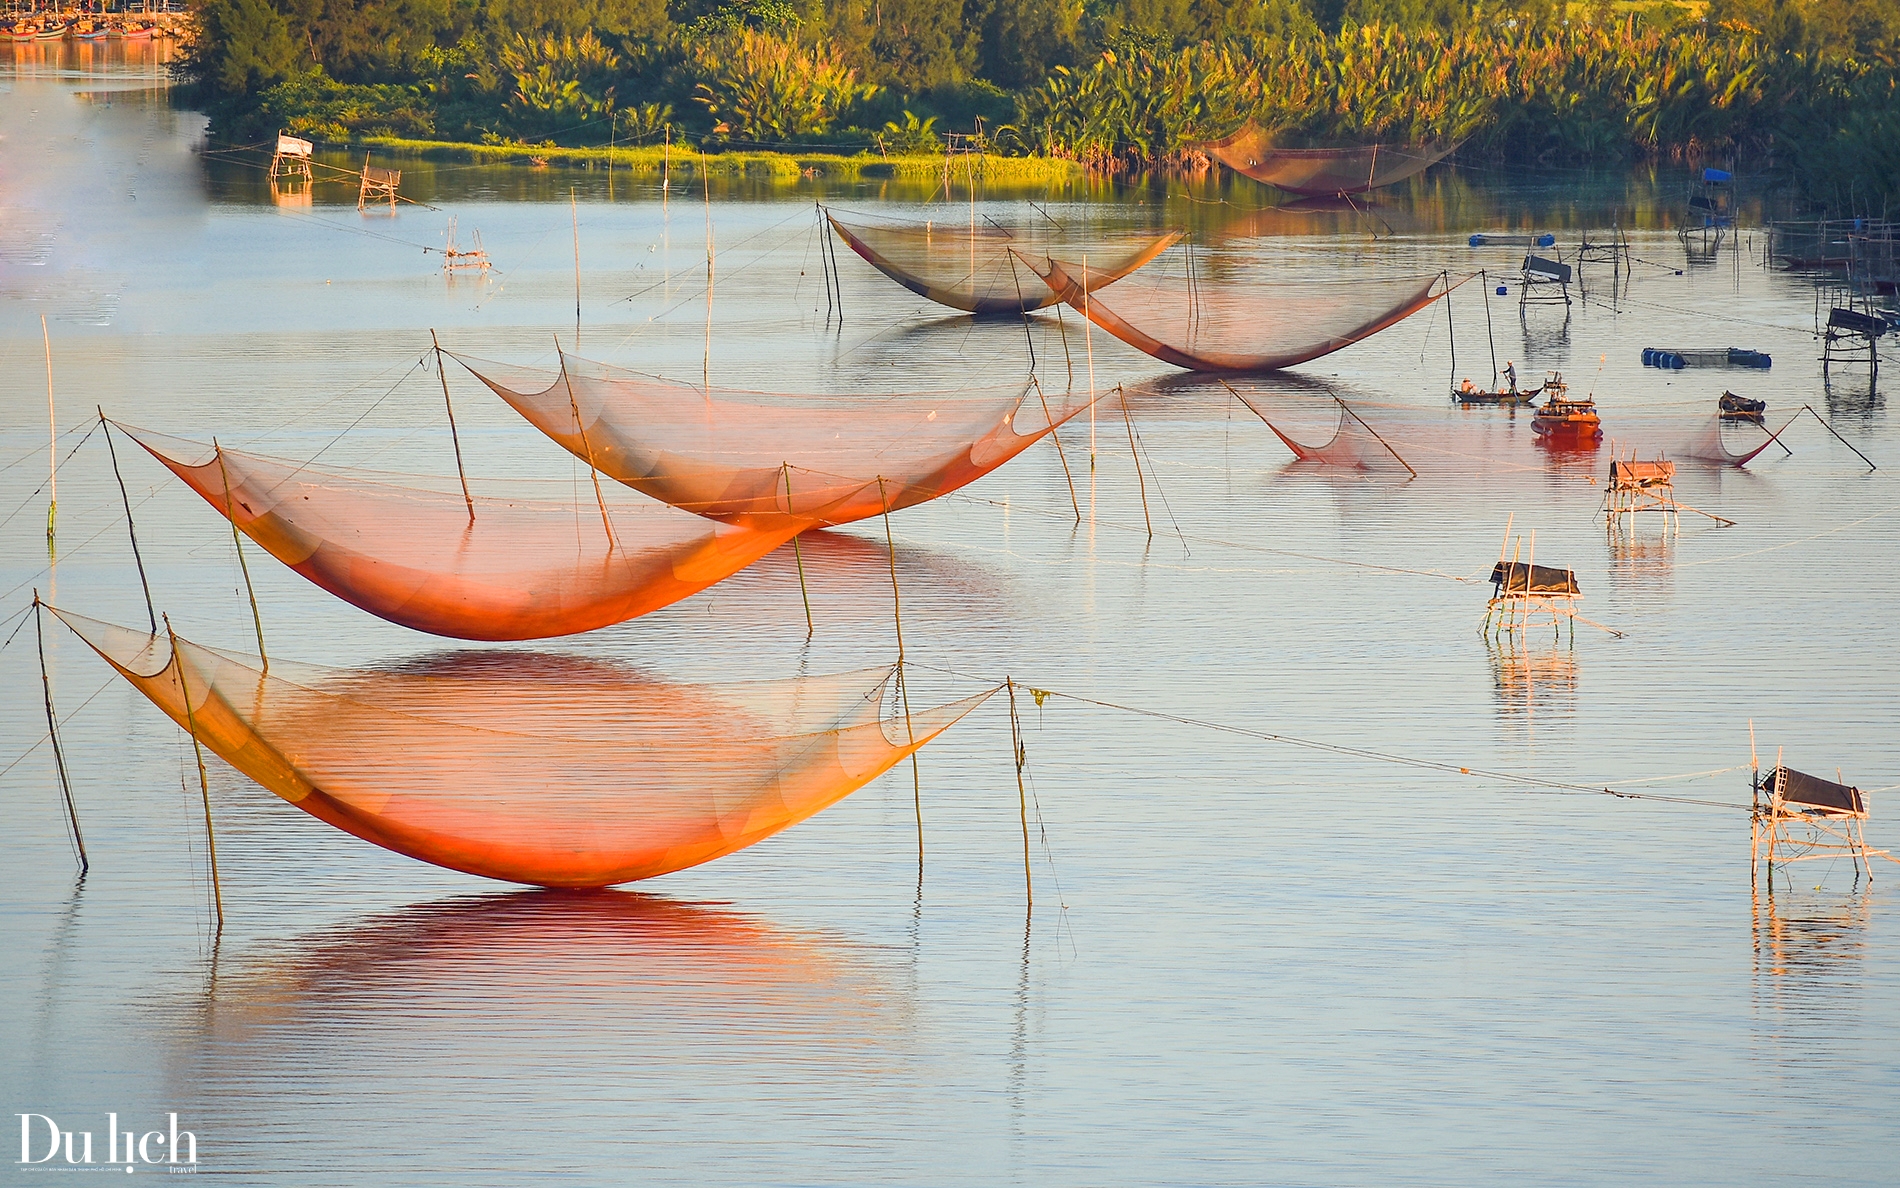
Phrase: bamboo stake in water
[
  {"left": 880, "top": 477, "right": 923, "bottom": 876},
  {"left": 214, "top": 442, "right": 268, "bottom": 674},
  {"left": 1007, "top": 677, "right": 1032, "bottom": 908},
  {"left": 34, "top": 594, "right": 87, "bottom": 876},
  {"left": 1031, "top": 376, "right": 1081, "bottom": 524},
  {"left": 430, "top": 331, "right": 475, "bottom": 523},
  {"left": 571, "top": 188, "right": 582, "bottom": 349},
  {"left": 1118, "top": 387, "right": 1152, "bottom": 538},
  {"left": 166, "top": 613, "right": 223, "bottom": 932},
  {"left": 43, "top": 315, "right": 56, "bottom": 545},
  {"left": 1082, "top": 255, "right": 1096, "bottom": 468},
  {"left": 556, "top": 338, "right": 618, "bottom": 551},
  {"left": 702, "top": 149, "right": 714, "bottom": 393},
  {"left": 782, "top": 463, "right": 814, "bottom": 638},
  {"left": 99, "top": 412, "right": 157, "bottom": 633}
]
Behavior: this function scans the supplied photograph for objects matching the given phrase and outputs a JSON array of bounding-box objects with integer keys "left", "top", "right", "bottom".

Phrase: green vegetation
[{"left": 181, "top": 0, "right": 1900, "bottom": 209}]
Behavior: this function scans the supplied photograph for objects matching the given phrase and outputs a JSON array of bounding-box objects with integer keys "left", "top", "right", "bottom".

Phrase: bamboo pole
[
  {"left": 703, "top": 149, "right": 714, "bottom": 393},
  {"left": 1118, "top": 387, "right": 1152, "bottom": 538},
  {"left": 1007, "top": 677, "right": 1032, "bottom": 908},
  {"left": 430, "top": 331, "right": 475, "bottom": 523},
  {"left": 880, "top": 477, "right": 923, "bottom": 876},
  {"left": 165, "top": 613, "right": 223, "bottom": 932},
  {"left": 1083, "top": 254, "right": 1096, "bottom": 467},
  {"left": 782, "top": 464, "right": 814, "bottom": 638},
  {"left": 99, "top": 412, "right": 157, "bottom": 633},
  {"left": 214, "top": 442, "right": 268, "bottom": 674},
  {"left": 555, "top": 339, "right": 618, "bottom": 552},
  {"left": 34, "top": 595, "right": 87, "bottom": 875},
  {"left": 571, "top": 187, "right": 582, "bottom": 349},
  {"left": 43, "top": 314, "right": 56, "bottom": 545},
  {"left": 1031, "top": 377, "right": 1081, "bottom": 523},
  {"left": 1333, "top": 394, "right": 1417, "bottom": 478}
]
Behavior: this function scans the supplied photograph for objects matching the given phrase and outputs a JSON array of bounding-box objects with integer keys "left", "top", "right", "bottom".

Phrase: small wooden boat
[
  {"left": 1454, "top": 378, "right": 1538, "bottom": 406},
  {"left": 120, "top": 24, "right": 153, "bottom": 40},
  {"left": 4, "top": 26, "right": 34, "bottom": 42},
  {"left": 1718, "top": 391, "right": 1766, "bottom": 423},
  {"left": 35, "top": 22, "right": 69, "bottom": 40}
]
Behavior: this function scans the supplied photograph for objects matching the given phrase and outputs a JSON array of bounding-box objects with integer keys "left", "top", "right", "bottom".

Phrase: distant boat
[
  {"left": 76, "top": 24, "right": 109, "bottom": 41},
  {"left": 35, "top": 22, "right": 69, "bottom": 40},
  {"left": 120, "top": 25, "right": 153, "bottom": 40}
]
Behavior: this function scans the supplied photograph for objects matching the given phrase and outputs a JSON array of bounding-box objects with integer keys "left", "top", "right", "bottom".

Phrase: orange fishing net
[
  {"left": 53, "top": 608, "right": 997, "bottom": 887},
  {"left": 1676, "top": 414, "right": 1786, "bottom": 466},
  {"left": 457, "top": 351, "right": 1100, "bottom": 529},
  {"left": 1230, "top": 392, "right": 1415, "bottom": 471},
  {"left": 123, "top": 425, "right": 801, "bottom": 641},
  {"left": 1017, "top": 255, "right": 1461, "bottom": 373},
  {"left": 1201, "top": 127, "right": 1457, "bottom": 197},
  {"left": 826, "top": 211, "right": 1179, "bottom": 314}
]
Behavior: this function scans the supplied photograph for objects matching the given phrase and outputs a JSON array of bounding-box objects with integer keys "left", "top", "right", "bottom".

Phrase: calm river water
[{"left": 4, "top": 45, "right": 1898, "bottom": 1186}]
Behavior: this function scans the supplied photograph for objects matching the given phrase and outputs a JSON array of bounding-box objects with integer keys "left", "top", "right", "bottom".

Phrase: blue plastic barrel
[
  {"left": 1496, "top": 284, "right": 1507, "bottom": 296},
  {"left": 1468, "top": 234, "right": 1485, "bottom": 247},
  {"left": 1535, "top": 233, "right": 1555, "bottom": 247},
  {"left": 1667, "top": 353, "right": 1685, "bottom": 369},
  {"left": 1641, "top": 348, "right": 1656, "bottom": 366}
]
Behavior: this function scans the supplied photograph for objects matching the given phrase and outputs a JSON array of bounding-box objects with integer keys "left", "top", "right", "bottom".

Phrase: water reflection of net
[
  {"left": 125, "top": 425, "right": 799, "bottom": 641},
  {"left": 1020, "top": 254, "right": 1455, "bottom": 372},
  {"left": 826, "top": 212, "right": 1179, "bottom": 314},
  {"left": 1201, "top": 127, "right": 1458, "bottom": 196},
  {"left": 55, "top": 609, "right": 996, "bottom": 887}
]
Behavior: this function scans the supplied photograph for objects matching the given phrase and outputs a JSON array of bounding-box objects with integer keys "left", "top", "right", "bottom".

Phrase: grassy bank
[{"left": 342, "top": 137, "right": 1086, "bottom": 185}]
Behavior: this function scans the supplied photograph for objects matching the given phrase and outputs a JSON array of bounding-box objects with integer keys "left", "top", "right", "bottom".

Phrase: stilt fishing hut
[
  {"left": 358, "top": 156, "right": 401, "bottom": 211},
  {"left": 1519, "top": 254, "right": 1573, "bottom": 309},
  {"left": 269, "top": 132, "right": 313, "bottom": 183},
  {"left": 1482, "top": 531, "right": 1581, "bottom": 642},
  {"left": 1819, "top": 292, "right": 1887, "bottom": 379},
  {"left": 1605, "top": 456, "right": 1678, "bottom": 525},
  {"left": 1752, "top": 757, "right": 1890, "bottom": 882}
]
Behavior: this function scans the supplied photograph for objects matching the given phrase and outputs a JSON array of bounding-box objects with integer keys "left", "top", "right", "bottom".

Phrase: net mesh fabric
[
  {"left": 54, "top": 608, "right": 995, "bottom": 887},
  {"left": 1018, "top": 254, "right": 1456, "bottom": 373},
  {"left": 1231, "top": 394, "right": 1408, "bottom": 469},
  {"left": 826, "top": 212, "right": 1180, "bottom": 313},
  {"left": 1677, "top": 414, "right": 1782, "bottom": 466},
  {"left": 1201, "top": 126, "right": 1457, "bottom": 196},
  {"left": 124, "top": 425, "right": 800, "bottom": 641},
  {"left": 458, "top": 352, "right": 1098, "bottom": 528}
]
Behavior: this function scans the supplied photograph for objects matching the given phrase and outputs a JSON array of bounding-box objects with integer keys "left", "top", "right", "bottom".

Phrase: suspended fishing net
[
  {"left": 1200, "top": 126, "right": 1458, "bottom": 197},
  {"left": 122, "top": 425, "right": 801, "bottom": 641},
  {"left": 1675, "top": 413, "right": 1786, "bottom": 467},
  {"left": 1229, "top": 392, "right": 1414, "bottom": 471},
  {"left": 826, "top": 211, "right": 1180, "bottom": 314},
  {"left": 1017, "top": 254, "right": 1461, "bottom": 373},
  {"left": 456, "top": 351, "right": 1100, "bottom": 529},
  {"left": 52, "top": 607, "right": 998, "bottom": 887}
]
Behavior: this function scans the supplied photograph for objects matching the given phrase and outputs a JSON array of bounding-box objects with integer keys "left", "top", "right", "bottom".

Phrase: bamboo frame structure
[
  {"left": 357, "top": 155, "right": 401, "bottom": 211},
  {"left": 1481, "top": 526, "right": 1581, "bottom": 644},
  {"left": 1605, "top": 454, "right": 1680, "bottom": 528},
  {"left": 269, "top": 132, "right": 313, "bottom": 183},
  {"left": 1751, "top": 750, "right": 1894, "bottom": 884}
]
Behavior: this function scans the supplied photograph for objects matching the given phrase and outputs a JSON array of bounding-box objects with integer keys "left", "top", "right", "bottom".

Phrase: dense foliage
[{"left": 181, "top": 0, "right": 1900, "bottom": 208}]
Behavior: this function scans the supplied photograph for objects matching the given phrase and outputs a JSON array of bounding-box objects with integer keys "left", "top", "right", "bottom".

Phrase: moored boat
[
  {"left": 1453, "top": 377, "right": 1538, "bottom": 406},
  {"left": 35, "top": 22, "right": 69, "bottom": 40},
  {"left": 1718, "top": 390, "right": 1766, "bottom": 423}
]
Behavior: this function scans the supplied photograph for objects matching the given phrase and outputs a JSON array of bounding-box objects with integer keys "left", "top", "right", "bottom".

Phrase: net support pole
[
  {"left": 880, "top": 477, "right": 924, "bottom": 878},
  {"left": 1118, "top": 387, "right": 1153, "bottom": 538},
  {"left": 1083, "top": 254, "right": 1097, "bottom": 469},
  {"left": 1481, "top": 269, "right": 1498, "bottom": 386},
  {"left": 1334, "top": 395, "right": 1417, "bottom": 479},
  {"left": 817, "top": 204, "right": 834, "bottom": 322},
  {"left": 1800, "top": 405, "right": 1877, "bottom": 470},
  {"left": 1031, "top": 377, "right": 1081, "bottom": 524},
  {"left": 571, "top": 187, "right": 582, "bottom": 350},
  {"left": 1007, "top": 677, "right": 1032, "bottom": 909},
  {"left": 1443, "top": 270, "right": 1457, "bottom": 394},
  {"left": 430, "top": 331, "right": 475, "bottom": 524},
  {"left": 213, "top": 442, "right": 268, "bottom": 675},
  {"left": 43, "top": 314, "right": 56, "bottom": 546},
  {"left": 99, "top": 412, "right": 157, "bottom": 633},
  {"left": 555, "top": 339, "right": 620, "bottom": 552},
  {"left": 702, "top": 149, "right": 714, "bottom": 392},
  {"left": 166, "top": 613, "right": 223, "bottom": 934},
  {"left": 33, "top": 594, "right": 87, "bottom": 876},
  {"left": 782, "top": 464, "right": 814, "bottom": 638}
]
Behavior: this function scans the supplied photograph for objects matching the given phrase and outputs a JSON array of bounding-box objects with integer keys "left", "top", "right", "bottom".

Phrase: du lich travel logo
[{"left": 18, "top": 1113, "right": 200, "bottom": 1173}]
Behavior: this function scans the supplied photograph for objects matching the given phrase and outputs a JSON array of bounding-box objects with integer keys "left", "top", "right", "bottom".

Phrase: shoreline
[{"left": 327, "top": 137, "right": 1089, "bottom": 184}]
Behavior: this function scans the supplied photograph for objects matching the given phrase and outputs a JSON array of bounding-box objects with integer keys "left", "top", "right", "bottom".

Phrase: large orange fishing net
[
  {"left": 123, "top": 425, "right": 801, "bottom": 640},
  {"left": 52, "top": 608, "right": 997, "bottom": 887},
  {"left": 1201, "top": 126, "right": 1457, "bottom": 197},
  {"left": 825, "top": 211, "right": 1179, "bottom": 313},
  {"left": 1016, "top": 254, "right": 1461, "bottom": 373},
  {"left": 456, "top": 351, "right": 1100, "bottom": 529}
]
